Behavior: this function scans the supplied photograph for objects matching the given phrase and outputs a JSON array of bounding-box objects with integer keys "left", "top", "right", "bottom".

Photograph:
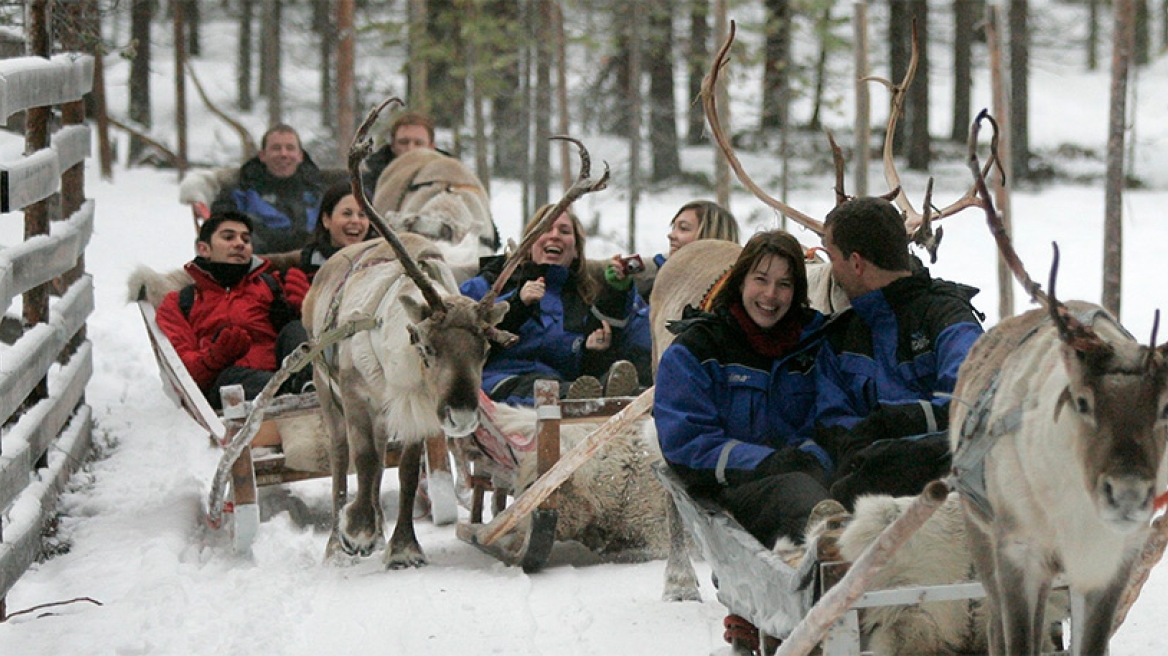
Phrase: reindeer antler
[
  {"left": 485, "top": 136, "right": 610, "bottom": 300},
  {"left": 967, "top": 110, "right": 1110, "bottom": 355},
  {"left": 349, "top": 96, "right": 448, "bottom": 316},
  {"left": 703, "top": 21, "right": 825, "bottom": 234},
  {"left": 869, "top": 21, "right": 1000, "bottom": 259}
]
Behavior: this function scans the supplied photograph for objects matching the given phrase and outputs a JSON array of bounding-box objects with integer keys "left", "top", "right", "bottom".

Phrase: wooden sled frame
[
  {"left": 654, "top": 465, "right": 1088, "bottom": 656},
  {"left": 456, "top": 380, "right": 651, "bottom": 572},
  {"left": 136, "top": 294, "right": 457, "bottom": 553}
]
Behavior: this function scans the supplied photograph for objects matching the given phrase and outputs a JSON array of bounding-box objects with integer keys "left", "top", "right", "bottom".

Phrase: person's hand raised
[
  {"left": 519, "top": 277, "right": 546, "bottom": 305},
  {"left": 585, "top": 320, "right": 613, "bottom": 351}
]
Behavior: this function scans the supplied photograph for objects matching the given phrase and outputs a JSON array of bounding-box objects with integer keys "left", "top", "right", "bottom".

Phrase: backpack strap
[
  {"left": 178, "top": 283, "right": 197, "bottom": 319},
  {"left": 177, "top": 273, "right": 292, "bottom": 332}
]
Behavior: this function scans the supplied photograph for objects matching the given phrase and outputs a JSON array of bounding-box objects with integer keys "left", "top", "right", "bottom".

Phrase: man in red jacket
[{"left": 155, "top": 210, "right": 312, "bottom": 408}]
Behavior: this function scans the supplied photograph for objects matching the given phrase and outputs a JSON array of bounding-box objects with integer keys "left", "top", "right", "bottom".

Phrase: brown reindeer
[{"left": 950, "top": 111, "right": 1168, "bottom": 655}]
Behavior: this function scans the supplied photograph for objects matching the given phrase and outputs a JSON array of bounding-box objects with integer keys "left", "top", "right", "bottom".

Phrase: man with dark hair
[
  {"left": 361, "top": 111, "right": 439, "bottom": 192},
  {"left": 815, "top": 196, "right": 985, "bottom": 507},
  {"left": 155, "top": 210, "right": 312, "bottom": 408},
  {"left": 211, "top": 124, "right": 325, "bottom": 254}
]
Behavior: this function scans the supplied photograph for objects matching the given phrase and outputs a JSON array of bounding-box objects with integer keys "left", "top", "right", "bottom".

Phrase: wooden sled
[
  {"left": 456, "top": 380, "right": 653, "bottom": 572},
  {"left": 654, "top": 465, "right": 1088, "bottom": 656},
  {"left": 136, "top": 292, "right": 458, "bottom": 553}
]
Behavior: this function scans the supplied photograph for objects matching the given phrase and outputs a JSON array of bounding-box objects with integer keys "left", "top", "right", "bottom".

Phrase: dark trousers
[
  {"left": 716, "top": 471, "right": 831, "bottom": 549},
  {"left": 209, "top": 320, "right": 312, "bottom": 409}
]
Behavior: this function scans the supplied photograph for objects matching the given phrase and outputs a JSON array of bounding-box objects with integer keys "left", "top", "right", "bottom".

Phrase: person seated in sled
[
  {"left": 155, "top": 211, "right": 313, "bottom": 409},
  {"left": 460, "top": 203, "right": 641, "bottom": 406},
  {"left": 814, "top": 196, "right": 985, "bottom": 508},
  {"left": 655, "top": 230, "right": 832, "bottom": 549},
  {"left": 295, "top": 181, "right": 373, "bottom": 280},
  {"left": 360, "top": 111, "right": 440, "bottom": 193},
  {"left": 603, "top": 200, "right": 741, "bottom": 386},
  {"left": 211, "top": 124, "right": 326, "bottom": 255}
]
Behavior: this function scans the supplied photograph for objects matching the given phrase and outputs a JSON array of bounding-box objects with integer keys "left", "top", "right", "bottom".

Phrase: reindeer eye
[
  {"left": 1160, "top": 404, "right": 1168, "bottom": 421},
  {"left": 1076, "top": 397, "right": 1091, "bottom": 414}
]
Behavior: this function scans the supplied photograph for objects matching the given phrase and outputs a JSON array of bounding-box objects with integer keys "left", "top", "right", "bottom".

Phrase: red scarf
[{"left": 730, "top": 302, "right": 803, "bottom": 359}]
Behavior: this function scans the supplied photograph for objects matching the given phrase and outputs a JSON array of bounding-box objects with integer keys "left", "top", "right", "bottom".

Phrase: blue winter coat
[
  {"left": 655, "top": 306, "right": 830, "bottom": 492},
  {"left": 460, "top": 259, "right": 635, "bottom": 405}
]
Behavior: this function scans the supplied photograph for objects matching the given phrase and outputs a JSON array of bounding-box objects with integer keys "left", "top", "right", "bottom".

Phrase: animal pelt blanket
[
  {"left": 484, "top": 401, "right": 670, "bottom": 561},
  {"left": 774, "top": 494, "right": 1067, "bottom": 656},
  {"left": 127, "top": 265, "right": 328, "bottom": 473}
]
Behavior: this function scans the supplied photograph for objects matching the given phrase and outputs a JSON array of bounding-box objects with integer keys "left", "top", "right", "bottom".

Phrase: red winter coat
[{"left": 155, "top": 258, "right": 285, "bottom": 390}]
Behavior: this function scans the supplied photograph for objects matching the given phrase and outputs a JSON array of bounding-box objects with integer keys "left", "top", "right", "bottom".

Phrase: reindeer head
[{"left": 401, "top": 293, "right": 509, "bottom": 437}]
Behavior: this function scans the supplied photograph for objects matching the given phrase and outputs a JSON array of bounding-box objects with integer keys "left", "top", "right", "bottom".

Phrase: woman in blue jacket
[
  {"left": 461, "top": 204, "right": 639, "bottom": 406},
  {"left": 655, "top": 230, "right": 832, "bottom": 548}
]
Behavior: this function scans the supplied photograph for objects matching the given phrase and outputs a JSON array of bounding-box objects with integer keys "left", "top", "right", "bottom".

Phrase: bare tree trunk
[
  {"left": 808, "top": 6, "right": 832, "bottom": 131},
  {"left": 1008, "top": 0, "right": 1030, "bottom": 180},
  {"left": 686, "top": 0, "right": 708, "bottom": 145},
  {"left": 427, "top": 0, "right": 465, "bottom": 130},
  {"left": 93, "top": 23, "right": 114, "bottom": 180},
  {"left": 1103, "top": 0, "right": 1135, "bottom": 317},
  {"left": 336, "top": 0, "right": 355, "bottom": 162},
  {"left": 628, "top": 1, "right": 642, "bottom": 252},
  {"left": 1135, "top": 0, "right": 1150, "bottom": 64},
  {"left": 906, "top": 0, "right": 930, "bottom": 171},
  {"left": 951, "top": 0, "right": 975, "bottom": 142},
  {"left": 533, "top": 0, "right": 553, "bottom": 210},
  {"left": 853, "top": 1, "right": 869, "bottom": 197},
  {"left": 1162, "top": 0, "right": 1168, "bottom": 52},
  {"left": 184, "top": 0, "right": 200, "bottom": 57},
  {"left": 761, "top": 0, "right": 791, "bottom": 131},
  {"left": 128, "top": 0, "right": 154, "bottom": 162},
  {"left": 986, "top": 4, "right": 1014, "bottom": 320},
  {"left": 409, "top": 0, "right": 430, "bottom": 114},
  {"left": 469, "top": 0, "right": 491, "bottom": 194},
  {"left": 262, "top": 0, "right": 282, "bottom": 126},
  {"left": 713, "top": 0, "right": 730, "bottom": 208},
  {"left": 1089, "top": 0, "right": 1100, "bottom": 70},
  {"left": 554, "top": 2, "right": 570, "bottom": 192},
  {"left": 174, "top": 0, "right": 188, "bottom": 177},
  {"left": 520, "top": 1, "right": 532, "bottom": 217},
  {"left": 648, "top": 0, "right": 680, "bottom": 182},
  {"left": 489, "top": 0, "right": 524, "bottom": 179},
  {"left": 888, "top": 0, "right": 909, "bottom": 157},
  {"left": 238, "top": 0, "right": 253, "bottom": 111},
  {"left": 317, "top": 0, "right": 336, "bottom": 132}
]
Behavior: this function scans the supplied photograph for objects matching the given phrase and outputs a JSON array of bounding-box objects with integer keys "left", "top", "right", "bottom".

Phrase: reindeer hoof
[{"left": 384, "top": 545, "right": 428, "bottom": 569}]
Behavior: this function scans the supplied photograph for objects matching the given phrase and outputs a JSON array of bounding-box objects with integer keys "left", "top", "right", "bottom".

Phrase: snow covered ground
[{"left": 4, "top": 2, "right": 1168, "bottom": 654}]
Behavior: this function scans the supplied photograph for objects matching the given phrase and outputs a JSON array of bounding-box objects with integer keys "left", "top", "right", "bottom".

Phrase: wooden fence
[{"left": 0, "top": 53, "right": 95, "bottom": 618}]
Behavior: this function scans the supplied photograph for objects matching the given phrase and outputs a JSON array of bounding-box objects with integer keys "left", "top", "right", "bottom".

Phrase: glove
[
  {"left": 829, "top": 433, "right": 952, "bottom": 509},
  {"left": 756, "top": 444, "right": 827, "bottom": 483},
  {"left": 204, "top": 325, "right": 252, "bottom": 370},
  {"left": 280, "top": 268, "right": 310, "bottom": 312},
  {"left": 604, "top": 263, "right": 634, "bottom": 291}
]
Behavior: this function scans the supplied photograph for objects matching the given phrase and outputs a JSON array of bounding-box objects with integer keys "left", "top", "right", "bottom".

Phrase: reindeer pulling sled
[{"left": 647, "top": 24, "right": 1168, "bottom": 655}]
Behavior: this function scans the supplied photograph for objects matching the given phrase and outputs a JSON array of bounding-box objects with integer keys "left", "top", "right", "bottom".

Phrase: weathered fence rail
[{"left": 0, "top": 52, "right": 95, "bottom": 618}]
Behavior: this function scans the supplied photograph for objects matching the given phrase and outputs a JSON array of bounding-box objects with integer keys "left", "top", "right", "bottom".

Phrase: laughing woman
[
  {"left": 296, "top": 182, "right": 372, "bottom": 279},
  {"left": 655, "top": 230, "right": 833, "bottom": 548},
  {"left": 460, "top": 203, "right": 640, "bottom": 406}
]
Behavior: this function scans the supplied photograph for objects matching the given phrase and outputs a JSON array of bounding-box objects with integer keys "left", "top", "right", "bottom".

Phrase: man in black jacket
[{"left": 211, "top": 124, "right": 325, "bottom": 254}]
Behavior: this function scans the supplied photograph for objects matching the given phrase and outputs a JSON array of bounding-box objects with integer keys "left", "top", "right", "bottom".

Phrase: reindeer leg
[
  {"left": 661, "top": 497, "right": 701, "bottom": 602},
  {"left": 321, "top": 384, "right": 352, "bottom": 560},
  {"left": 994, "top": 540, "right": 1049, "bottom": 656},
  {"left": 339, "top": 409, "right": 383, "bottom": 557},
  {"left": 964, "top": 511, "right": 1006, "bottom": 655},
  {"left": 1075, "top": 563, "right": 1131, "bottom": 656},
  {"left": 385, "top": 439, "right": 428, "bottom": 569}
]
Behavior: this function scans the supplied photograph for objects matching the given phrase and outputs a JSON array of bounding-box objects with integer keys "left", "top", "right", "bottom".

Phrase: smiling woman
[
  {"left": 294, "top": 182, "right": 373, "bottom": 279},
  {"left": 459, "top": 204, "right": 641, "bottom": 406}
]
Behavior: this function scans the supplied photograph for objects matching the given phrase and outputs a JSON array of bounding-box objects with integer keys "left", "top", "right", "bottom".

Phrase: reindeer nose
[
  {"left": 1099, "top": 474, "right": 1154, "bottom": 528},
  {"left": 442, "top": 406, "right": 480, "bottom": 438}
]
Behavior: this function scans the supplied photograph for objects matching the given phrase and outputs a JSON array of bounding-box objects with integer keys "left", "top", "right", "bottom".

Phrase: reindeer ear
[
  {"left": 400, "top": 294, "right": 430, "bottom": 324},
  {"left": 407, "top": 323, "right": 422, "bottom": 345},
  {"left": 483, "top": 300, "right": 509, "bottom": 326}
]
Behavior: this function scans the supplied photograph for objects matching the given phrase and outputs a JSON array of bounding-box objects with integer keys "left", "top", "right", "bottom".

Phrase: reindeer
[
  {"left": 305, "top": 98, "right": 608, "bottom": 567},
  {"left": 655, "top": 20, "right": 995, "bottom": 602},
  {"left": 948, "top": 111, "right": 1168, "bottom": 655},
  {"left": 371, "top": 148, "right": 498, "bottom": 282}
]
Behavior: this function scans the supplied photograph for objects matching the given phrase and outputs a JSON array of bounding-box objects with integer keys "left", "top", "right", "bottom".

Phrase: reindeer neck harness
[{"left": 952, "top": 306, "right": 1119, "bottom": 520}]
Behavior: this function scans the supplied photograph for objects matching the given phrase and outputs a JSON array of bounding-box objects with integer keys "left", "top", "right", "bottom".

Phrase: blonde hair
[
  {"left": 673, "top": 200, "right": 740, "bottom": 244},
  {"left": 522, "top": 204, "right": 599, "bottom": 304}
]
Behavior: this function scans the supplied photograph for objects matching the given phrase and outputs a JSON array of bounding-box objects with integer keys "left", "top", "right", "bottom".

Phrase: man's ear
[{"left": 196, "top": 241, "right": 211, "bottom": 258}]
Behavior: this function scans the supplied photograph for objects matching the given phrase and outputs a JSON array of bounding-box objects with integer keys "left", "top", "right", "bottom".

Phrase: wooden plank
[
  {"left": 0, "top": 200, "right": 94, "bottom": 314},
  {"left": 0, "top": 405, "right": 92, "bottom": 600},
  {"left": 0, "top": 342, "right": 90, "bottom": 512},
  {"left": 0, "top": 54, "right": 93, "bottom": 122},
  {"left": 0, "top": 148, "right": 59, "bottom": 212},
  {"left": 0, "top": 276, "right": 93, "bottom": 423},
  {"left": 51, "top": 124, "right": 91, "bottom": 172},
  {"left": 560, "top": 396, "right": 635, "bottom": 421}
]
